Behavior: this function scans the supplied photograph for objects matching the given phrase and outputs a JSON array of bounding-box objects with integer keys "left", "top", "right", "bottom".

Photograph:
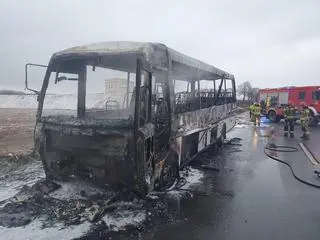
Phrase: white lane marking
[{"left": 299, "top": 142, "right": 319, "bottom": 165}]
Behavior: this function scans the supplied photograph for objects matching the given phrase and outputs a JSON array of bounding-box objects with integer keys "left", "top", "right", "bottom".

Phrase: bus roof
[{"left": 52, "top": 41, "right": 234, "bottom": 81}]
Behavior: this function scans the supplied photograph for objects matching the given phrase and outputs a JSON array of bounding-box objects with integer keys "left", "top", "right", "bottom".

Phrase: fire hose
[
  {"left": 264, "top": 143, "right": 320, "bottom": 189},
  {"left": 265, "top": 143, "right": 299, "bottom": 152}
]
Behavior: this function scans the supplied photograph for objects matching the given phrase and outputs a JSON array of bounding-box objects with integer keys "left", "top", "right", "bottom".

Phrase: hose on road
[
  {"left": 265, "top": 144, "right": 299, "bottom": 152},
  {"left": 264, "top": 144, "right": 320, "bottom": 189}
]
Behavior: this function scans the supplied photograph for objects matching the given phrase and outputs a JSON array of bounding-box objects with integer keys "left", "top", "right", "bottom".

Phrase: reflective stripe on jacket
[
  {"left": 300, "top": 108, "right": 310, "bottom": 121},
  {"left": 252, "top": 106, "right": 261, "bottom": 116},
  {"left": 284, "top": 107, "right": 296, "bottom": 119}
]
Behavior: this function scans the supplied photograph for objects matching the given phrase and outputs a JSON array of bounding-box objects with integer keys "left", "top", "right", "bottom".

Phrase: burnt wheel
[
  {"left": 136, "top": 138, "right": 155, "bottom": 195},
  {"left": 268, "top": 110, "right": 279, "bottom": 123},
  {"left": 158, "top": 151, "right": 179, "bottom": 191},
  {"left": 309, "top": 111, "right": 319, "bottom": 127}
]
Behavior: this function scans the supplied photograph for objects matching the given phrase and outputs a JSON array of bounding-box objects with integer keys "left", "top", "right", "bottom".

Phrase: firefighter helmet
[{"left": 300, "top": 102, "right": 307, "bottom": 107}]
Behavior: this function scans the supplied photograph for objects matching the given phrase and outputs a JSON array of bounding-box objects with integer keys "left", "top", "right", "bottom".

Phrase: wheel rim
[
  {"left": 309, "top": 114, "right": 317, "bottom": 126},
  {"left": 144, "top": 159, "right": 154, "bottom": 192},
  {"left": 160, "top": 166, "right": 174, "bottom": 189},
  {"left": 269, "top": 111, "right": 276, "bottom": 121},
  {"left": 159, "top": 155, "right": 178, "bottom": 190}
]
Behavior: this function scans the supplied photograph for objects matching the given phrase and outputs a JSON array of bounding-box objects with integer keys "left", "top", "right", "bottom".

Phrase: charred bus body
[{"left": 26, "top": 42, "right": 237, "bottom": 194}]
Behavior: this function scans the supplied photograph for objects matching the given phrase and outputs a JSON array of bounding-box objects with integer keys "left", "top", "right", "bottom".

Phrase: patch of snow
[
  {"left": 49, "top": 179, "right": 107, "bottom": 200},
  {"left": 0, "top": 219, "right": 91, "bottom": 240},
  {"left": 165, "top": 167, "right": 203, "bottom": 199},
  {"left": 0, "top": 95, "right": 38, "bottom": 109},
  {"left": 102, "top": 210, "right": 146, "bottom": 232},
  {"left": 182, "top": 167, "right": 204, "bottom": 189},
  {"left": 146, "top": 193, "right": 159, "bottom": 200},
  {"left": 0, "top": 93, "right": 107, "bottom": 110},
  {"left": 0, "top": 186, "right": 20, "bottom": 204},
  {"left": 113, "top": 201, "right": 143, "bottom": 208},
  {"left": 166, "top": 189, "right": 193, "bottom": 199},
  {"left": 0, "top": 163, "right": 45, "bottom": 203},
  {"left": 234, "top": 124, "right": 249, "bottom": 128}
]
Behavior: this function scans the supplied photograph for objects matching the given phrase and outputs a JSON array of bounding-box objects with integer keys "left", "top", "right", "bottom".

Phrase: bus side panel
[
  {"left": 180, "top": 133, "right": 199, "bottom": 166},
  {"left": 180, "top": 115, "right": 236, "bottom": 166},
  {"left": 198, "top": 130, "right": 209, "bottom": 152}
]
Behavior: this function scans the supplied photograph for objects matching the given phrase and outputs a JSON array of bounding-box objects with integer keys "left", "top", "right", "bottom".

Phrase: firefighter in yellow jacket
[
  {"left": 283, "top": 101, "right": 296, "bottom": 138},
  {"left": 266, "top": 96, "right": 271, "bottom": 109},
  {"left": 300, "top": 102, "right": 310, "bottom": 139},
  {"left": 249, "top": 103, "right": 254, "bottom": 122},
  {"left": 252, "top": 102, "right": 261, "bottom": 126}
]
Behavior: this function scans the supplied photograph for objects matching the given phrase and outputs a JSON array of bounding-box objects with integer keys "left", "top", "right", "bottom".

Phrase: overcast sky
[{"left": 1, "top": 0, "right": 320, "bottom": 92}]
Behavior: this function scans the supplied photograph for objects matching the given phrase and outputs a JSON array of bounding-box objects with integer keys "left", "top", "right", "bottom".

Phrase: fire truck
[{"left": 258, "top": 86, "right": 320, "bottom": 126}]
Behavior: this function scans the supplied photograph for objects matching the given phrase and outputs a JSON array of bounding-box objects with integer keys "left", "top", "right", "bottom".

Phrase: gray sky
[{"left": 1, "top": 0, "right": 320, "bottom": 92}]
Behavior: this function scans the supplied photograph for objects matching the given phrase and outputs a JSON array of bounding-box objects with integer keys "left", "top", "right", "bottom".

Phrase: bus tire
[
  {"left": 136, "top": 138, "right": 153, "bottom": 195},
  {"left": 309, "top": 112, "right": 319, "bottom": 127},
  {"left": 158, "top": 150, "right": 179, "bottom": 191},
  {"left": 268, "top": 110, "right": 279, "bottom": 123}
]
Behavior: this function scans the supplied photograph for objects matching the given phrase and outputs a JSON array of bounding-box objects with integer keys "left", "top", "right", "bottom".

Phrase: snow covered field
[
  {"left": 0, "top": 93, "right": 107, "bottom": 109},
  {"left": 0, "top": 93, "right": 109, "bottom": 155}
]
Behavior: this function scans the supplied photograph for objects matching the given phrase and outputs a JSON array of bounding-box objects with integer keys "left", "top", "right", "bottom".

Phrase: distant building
[{"left": 104, "top": 78, "right": 135, "bottom": 106}]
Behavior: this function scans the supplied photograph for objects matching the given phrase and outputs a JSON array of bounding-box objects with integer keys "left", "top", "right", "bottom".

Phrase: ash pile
[{"left": 0, "top": 178, "right": 149, "bottom": 230}]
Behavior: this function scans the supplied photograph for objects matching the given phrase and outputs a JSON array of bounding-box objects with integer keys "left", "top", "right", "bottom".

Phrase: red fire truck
[{"left": 258, "top": 86, "right": 320, "bottom": 125}]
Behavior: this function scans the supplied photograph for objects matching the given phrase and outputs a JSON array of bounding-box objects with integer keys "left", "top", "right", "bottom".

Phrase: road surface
[{"left": 139, "top": 113, "right": 320, "bottom": 240}]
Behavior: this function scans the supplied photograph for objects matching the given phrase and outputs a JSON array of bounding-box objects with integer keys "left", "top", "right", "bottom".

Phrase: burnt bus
[{"left": 25, "top": 42, "right": 237, "bottom": 194}]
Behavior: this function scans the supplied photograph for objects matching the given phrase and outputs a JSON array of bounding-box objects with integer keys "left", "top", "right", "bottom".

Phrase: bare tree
[
  {"left": 247, "top": 87, "right": 259, "bottom": 102},
  {"left": 237, "top": 81, "right": 252, "bottom": 101}
]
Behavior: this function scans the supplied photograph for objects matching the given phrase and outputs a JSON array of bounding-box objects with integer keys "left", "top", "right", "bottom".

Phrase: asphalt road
[
  {"left": 140, "top": 113, "right": 320, "bottom": 240},
  {"left": 304, "top": 126, "right": 320, "bottom": 162}
]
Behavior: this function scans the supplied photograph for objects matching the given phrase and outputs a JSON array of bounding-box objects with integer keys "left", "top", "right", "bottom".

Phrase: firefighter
[
  {"left": 252, "top": 102, "right": 261, "bottom": 126},
  {"left": 249, "top": 103, "right": 254, "bottom": 121},
  {"left": 283, "top": 101, "right": 296, "bottom": 138},
  {"left": 266, "top": 96, "right": 271, "bottom": 109},
  {"left": 300, "top": 102, "right": 310, "bottom": 139}
]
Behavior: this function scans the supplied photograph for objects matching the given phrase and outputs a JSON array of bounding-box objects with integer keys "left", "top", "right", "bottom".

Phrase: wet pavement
[
  {"left": 264, "top": 124, "right": 320, "bottom": 188},
  {"left": 1, "top": 112, "right": 320, "bottom": 239},
  {"left": 139, "top": 114, "right": 320, "bottom": 240},
  {"left": 304, "top": 126, "right": 320, "bottom": 162}
]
